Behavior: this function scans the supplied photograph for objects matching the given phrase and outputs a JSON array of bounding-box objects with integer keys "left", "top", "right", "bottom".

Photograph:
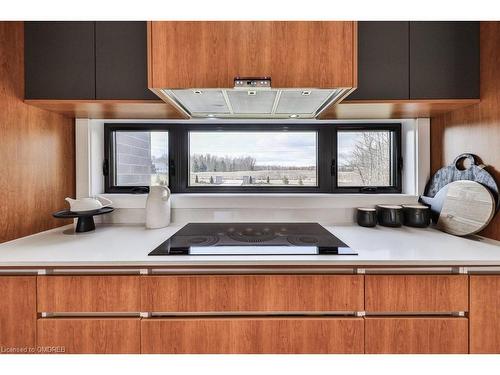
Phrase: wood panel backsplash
[
  {"left": 431, "top": 22, "right": 500, "bottom": 240},
  {"left": 0, "top": 22, "right": 75, "bottom": 243}
]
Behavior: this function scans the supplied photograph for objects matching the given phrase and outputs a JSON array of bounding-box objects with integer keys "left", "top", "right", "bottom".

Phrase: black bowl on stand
[{"left": 52, "top": 207, "right": 114, "bottom": 233}]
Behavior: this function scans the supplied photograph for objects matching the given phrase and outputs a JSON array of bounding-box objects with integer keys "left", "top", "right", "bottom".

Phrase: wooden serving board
[
  {"left": 424, "top": 153, "right": 499, "bottom": 211},
  {"left": 421, "top": 180, "right": 495, "bottom": 236}
]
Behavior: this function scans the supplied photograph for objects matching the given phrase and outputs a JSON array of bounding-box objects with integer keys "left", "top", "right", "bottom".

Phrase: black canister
[
  {"left": 376, "top": 205, "right": 403, "bottom": 227},
  {"left": 402, "top": 204, "right": 431, "bottom": 228},
  {"left": 356, "top": 208, "right": 377, "bottom": 227}
]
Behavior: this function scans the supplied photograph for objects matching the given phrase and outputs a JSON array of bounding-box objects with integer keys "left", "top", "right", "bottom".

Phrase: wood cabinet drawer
[
  {"left": 0, "top": 276, "right": 36, "bottom": 352},
  {"left": 470, "top": 275, "right": 500, "bottom": 353},
  {"left": 37, "top": 276, "right": 140, "bottom": 312},
  {"left": 365, "top": 275, "right": 468, "bottom": 312},
  {"left": 37, "top": 318, "right": 140, "bottom": 354},
  {"left": 141, "top": 275, "right": 364, "bottom": 313},
  {"left": 365, "top": 317, "right": 468, "bottom": 354},
  {"left": 141, "top": 317, "right": 364, "bottom": 354}
]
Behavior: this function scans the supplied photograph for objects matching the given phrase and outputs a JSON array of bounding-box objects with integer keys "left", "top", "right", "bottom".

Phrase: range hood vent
[{"left": 159, "top": 78, "right": 350, "bottom": 119}]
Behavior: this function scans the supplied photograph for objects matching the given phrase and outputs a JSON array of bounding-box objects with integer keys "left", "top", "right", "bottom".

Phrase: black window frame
[
  {"left": 103, "top": 123, "right": 176, "bottom": 194},
  {"left": 104, "top": 122, "right": 402, "bottom": 194},
  {"left": 332, "top": 124, "right": 402, "bottom": 194}
]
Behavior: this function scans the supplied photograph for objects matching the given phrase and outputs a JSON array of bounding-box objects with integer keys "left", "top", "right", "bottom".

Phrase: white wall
[{"left": 75, "top": 118, "right": 430, "bottom": 225}]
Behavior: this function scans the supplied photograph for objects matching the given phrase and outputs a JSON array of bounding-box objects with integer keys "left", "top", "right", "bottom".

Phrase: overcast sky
[
  {"left": 190, "top": 132, "right": 317, "bottom": 167},
  {"left": 150, "top": 132, "right": 168, "bottom": 158},
  {"left": 148, "top": 130, "right": 387, "bottom": 168},
  {"left": 338, "top": 131, "right": 390, "bottom": 166},
  {"left": 338, "top": 132, "right": 362, "bottom": 167}
]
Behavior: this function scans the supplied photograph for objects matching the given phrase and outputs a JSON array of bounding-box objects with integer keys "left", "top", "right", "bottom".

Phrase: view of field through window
[
  {"left": 189, "top": 131, "right": 317, "bottom": 187},
  {"left": 114, "top": 131, "right": 169, "bottom": 186},
  {"left": 111, "top": 129, "right": 394, "bottom": 189},
  {"left": 337, "top": 130, "right": 392, "bottom": 187}
]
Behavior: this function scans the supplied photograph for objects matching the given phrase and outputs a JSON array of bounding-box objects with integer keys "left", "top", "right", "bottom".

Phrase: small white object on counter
[
  {"left": 0, "top": 223, "right": 499, "bottom": 267},
  {"left": 65, "top": 196, "right": 113, "bottom": 213},
  {"left": 145, "top": 186, "right": 171, "bottom": 229}
]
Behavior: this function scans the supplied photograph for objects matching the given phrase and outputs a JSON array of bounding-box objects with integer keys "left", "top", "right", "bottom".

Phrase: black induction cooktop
[{"left": 148, "top": 223, "right": 357, "bottom": 256}]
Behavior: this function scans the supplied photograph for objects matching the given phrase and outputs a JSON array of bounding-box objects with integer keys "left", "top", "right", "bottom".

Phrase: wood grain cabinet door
[
  {"left": 365, "top": 317, "right": 468, "bottom": 354},
  {"left": 148, "top": 21, "right": 357, "bottom": 89},
  {"left": 37, "top": 318, "right": 140, "bottom": 354},
  {"left": 365, "top": 275, "right": 468, "bottom": 313},
  {"left": 0, "top": 276, "right": 36, "bottom": 353},
  {"left": 37, "top": 276, "right": 141, "bottom": 313},
  {"left": 470, "top": 275, "right": 500, "bottom": 353},
  {"left": 141, "top": 317, "right": 364, "bottom": 354},
  {"left": 141, "top": 275, "right": 364, "bottom": 313}
]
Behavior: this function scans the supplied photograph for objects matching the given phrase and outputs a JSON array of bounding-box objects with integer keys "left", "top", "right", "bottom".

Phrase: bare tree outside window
[{"left": 338, "top": 130, "right": 392, "bottom": 187}]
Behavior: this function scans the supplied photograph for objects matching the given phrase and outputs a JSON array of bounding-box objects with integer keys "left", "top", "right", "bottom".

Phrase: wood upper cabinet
[
  {"left": 37, "top": 318, "right": 141, "bottom": 354},
  {"left": 409, "top": 21, "right": 479, "bottom": 99},
  {"left": 141, "top": 274, "right": 364, "bottom": 313},
  {"left": 347, "top": 21, "right": 409, "bottom": 100},
  {"left": 142, "top": 317, "right": 364, "bottom": 354},
  {"left": 365, "top": 275, "right": 468, "bottom": 313},
  {"left": 0, "top": 276, "right": 36, "bottom": 353},
  {"left": 37, "top": 276, "right": 141, "bottom": 312},
  {"left": 365, "top": 317, "right": 468, "bottom": 354},
  {"left": 470, "top": 275, "right": 500, "bottom": 353},
  {"left": 25, "top": 22, "right": 96, "bottom": 99},
  {"left": 147, "top": 21, "right": 357, "bottom": 89}
]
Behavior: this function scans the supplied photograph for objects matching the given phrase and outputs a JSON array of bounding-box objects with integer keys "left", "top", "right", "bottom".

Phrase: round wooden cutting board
[
  {"left": 424, "top": 153, "right": 499, "bottom": 212},
  {"left": 436, "top": 180, "right": 496, "bottom": 236}
]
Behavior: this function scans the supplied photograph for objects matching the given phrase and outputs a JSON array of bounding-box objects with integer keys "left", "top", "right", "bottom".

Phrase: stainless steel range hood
[{"left": 157, "top": 78, "right": 351, "bottom": 119}]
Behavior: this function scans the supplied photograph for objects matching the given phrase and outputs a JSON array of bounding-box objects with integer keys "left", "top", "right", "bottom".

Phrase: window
[
  {"left": 334, "top": 125, "right": 401, "bottom": 193},
  {"left": 189, "top": 131, "right": 318, "bottom": 187},
  {"left": 338, "top": 130, "right": 392, "bottom": 187},
  {"left": 104, "top": 125, "right": 170, "bottom": 193},
  {"left": 104, "top": 123, "right": 401, "bottom": 194}
]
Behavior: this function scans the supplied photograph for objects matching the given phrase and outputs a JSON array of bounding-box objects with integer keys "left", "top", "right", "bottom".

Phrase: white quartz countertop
[{"left": 1, "top": 223, "right": 500, "bottom": 267}]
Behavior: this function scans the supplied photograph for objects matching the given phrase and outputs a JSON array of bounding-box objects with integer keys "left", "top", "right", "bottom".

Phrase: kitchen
[{"left": 1, "top": 1, "right": 500, "bottom": 371}]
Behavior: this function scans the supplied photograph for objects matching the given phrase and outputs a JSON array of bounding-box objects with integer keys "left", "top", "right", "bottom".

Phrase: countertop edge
[{"left": 2, "top": 260, "right": 500, "bottom": 268}]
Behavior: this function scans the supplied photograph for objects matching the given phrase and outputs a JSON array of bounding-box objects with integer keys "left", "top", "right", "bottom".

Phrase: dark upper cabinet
[
  {"left": 25, "top": 22, "right": 156, "bottom": 100},
  {"left": 348, "top": 22, "right": 409, "bottom": 100},
  {"left": 25, "top": 22, "right": 95, "bottom": 99},
  {"left": 95, "top": 22, "right": 156, "bottom": 100},
  {"left": 348, "top": 21, "right": 479, "bottom": 101},
  {"left": 409, "top": 21, "right": 480, "bottom": 99},
  {"left": 25, "top": 21, "right": 480, "bottom": 102}
]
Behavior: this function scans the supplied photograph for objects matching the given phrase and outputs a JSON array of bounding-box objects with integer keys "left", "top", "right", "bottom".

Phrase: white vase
[{"left": 145, "top": 186, "right": 171, "bottom": 229}]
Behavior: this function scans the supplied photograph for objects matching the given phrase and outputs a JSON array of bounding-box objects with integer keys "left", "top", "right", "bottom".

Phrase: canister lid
[{"left": 402, "top": 204, "right": 429, "bottom": 210}]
